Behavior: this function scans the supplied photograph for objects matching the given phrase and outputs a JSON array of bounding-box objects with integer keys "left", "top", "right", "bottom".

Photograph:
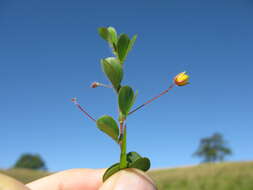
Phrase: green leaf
[
  {"left": 118, "top": 86, "right": 134, "bottom": 116},
  {"left": 117, "top": 34, "right": 130, "bottom": 63},
  {"left": 103, "top": 163, "right": 120, "bottom": 182},
  {"left": 128, "top": 157, "right": 151, "bottom": 172},
  {"left": 96, "top": 115, "right": 119, "bottom": 141},
  {"left": 127, "top": 34, "right": 137, "bottom": 54},
  {"left": 127, "top": 152, "right": 151, "bottom": 172},
  {"left": 108, "top": 27, "right": 117, "bottom": 44},
  {"left": 112, "top": 42, "right": 117, "bottom": 53},
  {"left": 98, "top": 27, "right": 109, "bottom": 41},
  {"left": 130, "top": 90, "right": 138, "bottom": 111},
  {"left": 127, "top": 151, "right": 142, "bottom": 164},
  {"left": 101, "top": 57, "right": 123, "bottom": 91}
]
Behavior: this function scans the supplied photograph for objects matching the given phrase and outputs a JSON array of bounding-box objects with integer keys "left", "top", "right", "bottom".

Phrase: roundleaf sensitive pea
[{"left": 72, "top": 26, "right": 190, "bottom": 182}]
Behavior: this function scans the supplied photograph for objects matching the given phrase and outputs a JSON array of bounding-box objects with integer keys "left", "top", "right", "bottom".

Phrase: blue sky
[{"left": 0, "top": 0, "right": 252, "bottom": 171}]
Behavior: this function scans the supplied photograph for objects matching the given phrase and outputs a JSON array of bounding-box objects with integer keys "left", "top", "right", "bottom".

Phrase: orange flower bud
[
  {"left": 71, "top": 97, "right": 77, "bottom": 104},
  {"left": 174, "top": 72, "right": 189, "bottom": 86},
  {"left": 90, "top": 82, "right": 100, "bottom": 88}
]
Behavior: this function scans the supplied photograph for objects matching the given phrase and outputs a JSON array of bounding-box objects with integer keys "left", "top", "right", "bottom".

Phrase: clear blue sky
[{"left": 0, "top": 0, "right": 252, "bottom": 171}]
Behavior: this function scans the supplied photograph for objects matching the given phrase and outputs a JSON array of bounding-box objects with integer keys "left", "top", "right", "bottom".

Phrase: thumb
[
  {"left": 0, "top": 173, "right": 30, "bottom": 190},
  {"left": 99, "top": 168, "right": 157, "bottom": 190}
]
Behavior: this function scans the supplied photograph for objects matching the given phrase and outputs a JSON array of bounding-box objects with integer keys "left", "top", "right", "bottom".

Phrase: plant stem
[
  {"left": 99, "top": 83, "right": 112, "bottom": 88},
  {"left": 72, "top": 98, "right": 96, "bottom": 122},
  {"left": 119, "top": 121, "right": 124, "bottom": 137},
  {"left": 119, "top": 124, "right": 127, "bottom": 169},
  {"left": 128, "top": 83, "right": 175, "bottom": 115}
]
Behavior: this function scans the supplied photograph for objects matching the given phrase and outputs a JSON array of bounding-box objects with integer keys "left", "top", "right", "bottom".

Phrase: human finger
[
  {"left": 99, "top": 168, "right": 157, "bottom": 190},
  {"left": 26, "top": 168, "right": 104, "bottom": 190},
  {"left": 0, "top": 173, "right": 30, "bottom": 190}
]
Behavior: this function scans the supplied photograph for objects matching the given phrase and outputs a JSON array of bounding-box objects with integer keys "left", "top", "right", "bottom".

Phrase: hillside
[
  {"left": 148, "top": 161, "right": 253, "bottom": 190},
  {"left": 0, "top": 168, "right": 49, "bottom": 184},
  {"left": 1, "top": 161, "right": 253, "bottom": 190}
]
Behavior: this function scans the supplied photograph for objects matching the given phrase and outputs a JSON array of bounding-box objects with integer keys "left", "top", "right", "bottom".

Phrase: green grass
[
  {"left": 0, "top": 168, "right": 49, "bottom": 184},
  {"left": 1, "top": 161, "right": 253, "bottom": 190},
  {"left": 148, "top": 161, "right": 253, "bottom": 190}
]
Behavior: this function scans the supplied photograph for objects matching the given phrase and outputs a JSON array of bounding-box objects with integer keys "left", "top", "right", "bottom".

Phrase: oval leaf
[
  {"left": 101, "top": 57, "right": 123, "bottom": 91},
  {"left": 98, "top": 27, "right": 109, "bottom": 41},
  {"left": 127, "top": 151, "right": 142, "bottom": 164},
  {"left": 128, "top": 157, "right": 151, "bottom": 172},
  {"left": 118, "top": 86, "right": 134, "bottom": 116},
  {"left": 130, "top": 90, "right": 138, "bottom": 111},
  {"left": 108, "top": 27, "right": 117, "bottom": 44},
  {"left": 96, "top": 115, "right": 119, "bottom": 141},
  {"left": 117, "top": 34, "right": 130, "bottom": 63},
  {"left": 103, "top": 163, "right": 120, "bottom": 182},
  {"left": 127, "top": 34, "right": 137, "bottom": 54}
]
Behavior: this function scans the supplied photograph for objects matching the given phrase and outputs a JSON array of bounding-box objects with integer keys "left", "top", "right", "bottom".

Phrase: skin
[
  {"left": 0, "top": 173, "right": 30, "bottom": 190},
  {"left": 25, "top": 168, "right": 157, "bottom": 190}
]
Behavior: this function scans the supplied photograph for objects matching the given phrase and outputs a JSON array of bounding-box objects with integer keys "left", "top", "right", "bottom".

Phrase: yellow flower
[{"left": 174, "top": 72, "right": 189, "bottom": 86}]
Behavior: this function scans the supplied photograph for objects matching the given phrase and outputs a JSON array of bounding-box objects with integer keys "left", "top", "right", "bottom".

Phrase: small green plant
[{"left": 72, "top": 26, "right": 190, "bottom": 182}]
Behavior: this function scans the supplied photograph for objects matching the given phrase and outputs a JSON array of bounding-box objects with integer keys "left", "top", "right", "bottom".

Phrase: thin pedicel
[
  {"left": 71, "top": 83, "right": 175, "bottom": 123},
  {"left": 128, "top": 83, "right": 175, "bottom": 115},
  {"left": 71, "top": 98, "right": 96, "bottom": 123}
]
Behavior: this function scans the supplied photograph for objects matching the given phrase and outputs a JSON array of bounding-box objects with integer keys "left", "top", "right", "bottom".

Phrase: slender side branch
[
  {"left": 72, "top": 98, "right": 96, "bottom": 123},
  {"left": 99, "top": 83, "right": 112, "bottom": 88},
  {"left": 90, "top": 82, "right": 112, "bottom": 89},
  {"left": 128, "top": 83, "right": 175, "bottom": 115}
]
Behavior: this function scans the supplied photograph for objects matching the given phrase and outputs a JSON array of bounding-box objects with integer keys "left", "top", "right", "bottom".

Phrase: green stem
[{"left": 120, "top": 124, "right": 127, "bottom": 169}]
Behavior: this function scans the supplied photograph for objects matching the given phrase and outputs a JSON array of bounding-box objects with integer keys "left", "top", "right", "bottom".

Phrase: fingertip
[
  {"left": 26, "top": 168, "right": 105, "bottom": 190},
  {"left": 0, "top": 173, "right": 30, "bottom": 190},
  {"left": 99, "top": 169, "right": 157, "bottom": 190}
]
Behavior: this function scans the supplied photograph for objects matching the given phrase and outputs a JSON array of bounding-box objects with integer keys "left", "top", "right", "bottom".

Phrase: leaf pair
[
  {"left": 98, "top": 27, "right": 117, "bottom": 45},
  {"left": 103, "top": 152, "right": 151, "bottom": 182},
  {"left": 117, "top": 34, "right": 137, "bottom": 63},
  {"left": 98, "top": 27, "right": 137, "bottom": 63},
  {"left": 96, "top": 86, "right": 136, "bottom": 142}
]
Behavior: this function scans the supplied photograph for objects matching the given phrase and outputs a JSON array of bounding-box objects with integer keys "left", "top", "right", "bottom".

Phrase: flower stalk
[
  {"left": 90, "top": 82, "right": 112, "bottom": 89},
  {"left": 128, "top": 83, "right": 175, "bottom": 115},
  {"left": 71, "top": 98, "right": 96, "bottom": 123}
]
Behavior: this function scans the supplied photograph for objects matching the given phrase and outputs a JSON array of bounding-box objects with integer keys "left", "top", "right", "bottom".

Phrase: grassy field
[
  {"left": 0, "top": 168, "right": 49, "bottom": 184},
  {"left": 1, "top": 161, "right": 253, "bottom": 190},
  {"left": 149, "top": 161, "right": 253, "bottom": 190}
]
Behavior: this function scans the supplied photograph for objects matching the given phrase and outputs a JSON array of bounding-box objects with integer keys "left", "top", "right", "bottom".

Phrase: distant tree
[
  {"left": 194, "top": 133, "right": 232, "bottom": 163},
  {"left": 13, "top": 153, "right": 47, "bottom": 171}
]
